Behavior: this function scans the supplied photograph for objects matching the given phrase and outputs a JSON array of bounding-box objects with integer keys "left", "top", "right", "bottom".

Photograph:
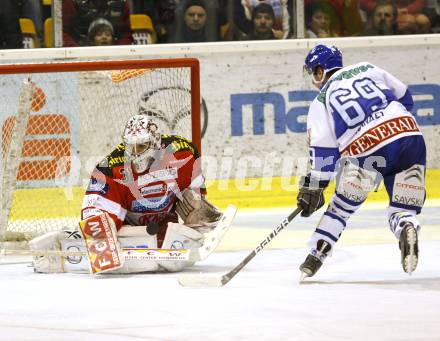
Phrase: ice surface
[{"left": 1, "top": 206, "right": 439, "bottom": 341}]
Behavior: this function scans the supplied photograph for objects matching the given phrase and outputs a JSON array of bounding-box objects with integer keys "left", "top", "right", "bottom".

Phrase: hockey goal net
[{"left": 0, "top": 58, "right": 201, "bottom": 241}]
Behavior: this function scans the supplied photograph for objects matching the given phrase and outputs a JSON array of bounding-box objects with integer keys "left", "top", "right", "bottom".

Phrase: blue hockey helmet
[{"left": 304, "top": 44, "right": 343, "bottom": 76}]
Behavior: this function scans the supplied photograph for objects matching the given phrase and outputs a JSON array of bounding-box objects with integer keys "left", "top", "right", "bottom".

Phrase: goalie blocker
[
  {"left": 79, "top": 212, "right": 124, "bottom": 274},
  {"left": 29, "top": 205, "right": 237, "bottom": 274}
]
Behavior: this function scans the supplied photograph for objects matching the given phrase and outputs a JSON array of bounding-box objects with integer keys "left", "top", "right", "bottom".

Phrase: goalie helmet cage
[{"left": 0, "top": 58, "right": 201, "bottom": 242}]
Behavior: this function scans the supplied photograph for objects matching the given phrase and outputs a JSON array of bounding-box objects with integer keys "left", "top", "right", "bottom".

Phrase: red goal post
[{"left": 0, "top": 57, "right": 201, "bottom": 241}]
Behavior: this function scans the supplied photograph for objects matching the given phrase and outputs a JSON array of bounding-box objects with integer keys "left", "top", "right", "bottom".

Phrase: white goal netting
[{"left": 0, "top": 59, "right": 200, "bottom": 241}]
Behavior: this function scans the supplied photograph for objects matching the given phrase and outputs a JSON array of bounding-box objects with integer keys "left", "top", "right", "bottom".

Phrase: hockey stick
[{"left": 178, "top": 207, "right": 303, "bottom": 287}]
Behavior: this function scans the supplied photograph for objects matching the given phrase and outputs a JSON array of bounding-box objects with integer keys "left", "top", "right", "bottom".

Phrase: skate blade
[
  {"left": 403, "top": 228, "right": 418, "bottom": 274},
  {"left": 299, "top": 271, "right": 309, "bottom": 282},
  {"left": 403, "top": 255, "right": 418, "bottom": 275}
]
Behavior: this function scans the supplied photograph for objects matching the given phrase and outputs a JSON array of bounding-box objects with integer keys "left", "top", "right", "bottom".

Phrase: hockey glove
[
  {"left": 176, "top": 189, "right": 222, "bottom": 226},
  {"left": 297, "top": 176, "right": 329, "bottom": 217}
]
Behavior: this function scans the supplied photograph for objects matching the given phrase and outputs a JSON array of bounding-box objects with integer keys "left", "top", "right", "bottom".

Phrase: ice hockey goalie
[{"left": 30, "top": 114, "right": 235, "bottom": 274}]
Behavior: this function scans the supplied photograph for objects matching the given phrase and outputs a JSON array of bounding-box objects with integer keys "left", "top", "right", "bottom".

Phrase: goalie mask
[{"left": 122, "top": 115, "right": 161, "bottom": 173}]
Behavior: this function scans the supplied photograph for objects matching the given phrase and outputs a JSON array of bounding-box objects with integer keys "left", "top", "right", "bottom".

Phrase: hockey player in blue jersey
[{"left": 297, "top": 44, "right": 426, "bottom": 279}]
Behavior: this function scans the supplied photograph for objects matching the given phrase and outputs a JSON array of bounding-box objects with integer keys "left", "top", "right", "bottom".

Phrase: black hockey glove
[{"left": 297, "top": 176, "right": 329, "bottom": 217}]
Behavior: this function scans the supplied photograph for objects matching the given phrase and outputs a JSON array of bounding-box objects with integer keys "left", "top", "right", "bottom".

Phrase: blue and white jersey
[{"left": 307, "top": 62, "right": 422, "bottom": 180}]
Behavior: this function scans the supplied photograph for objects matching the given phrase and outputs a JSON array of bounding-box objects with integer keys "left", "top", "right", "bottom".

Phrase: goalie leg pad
[
  {"left": 64, "top": 234, "right": 161, "bottom": 274},
  {"left": 31, "top": 207, "right": 237, "bottom": 274},
  {"left": 31, "top": 225, "right": 162, "bottom": 274},
  {"left": 71, "top": 225, "right": 161, "bottom": 274},
  {"left": 29, "top": 231, "right": 65, "bottom": 273},
  {"left": 60, "top": 238, "right": 89, "bottom": 273},
  {"left": 114, "top": 235, "right": 160, "bottom": 273},
  {"left": 158, "top": 222, "right": 204, "bottom": 272},
  {"left": 29, "top": 229, "right": 87, "bottom": 273}
]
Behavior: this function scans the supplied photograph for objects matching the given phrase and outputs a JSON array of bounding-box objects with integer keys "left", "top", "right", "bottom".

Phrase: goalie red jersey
[{"left": 81, "top": 134, "right": 205, "bottom": 246}]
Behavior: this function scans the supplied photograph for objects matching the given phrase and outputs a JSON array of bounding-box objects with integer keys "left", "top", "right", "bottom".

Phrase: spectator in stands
[
  {"left": 0, "top": 0, "right": 23, "bottom": 49},
  {"left": 62, "top": 0, "right": 132, "bottom": 47},
  {"left": 396, "top": 2, "right": 431, "bottom": 33},
  {"left": 245, "top": 3, "right": 277, "bottom": 40},
  {"left": 169, "top": 0, "right": 219, "bottom": 43},
  {"left": 88, "top": 18, "right": 114, "bottom": 45},
  {"left": 362, "top": 0, "right": 398, "bottom": 35},
  {"left": 305, "top": 1, "right": 340, "bottom": 38},
  {"left": 182, "top": 0, "right": 209, "bottom": 42},
  {"left": 304, "top": 0, "right": 363, "bottom": 36},
  {"left": 239, "top": 0, "right": 291, "bottom": 39},
  {"left": 361, "top": 0, "right": 431, "bottom": 34}
]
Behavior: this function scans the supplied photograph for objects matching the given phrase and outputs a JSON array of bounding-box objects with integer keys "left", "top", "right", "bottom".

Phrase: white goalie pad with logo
[{"left": 30, "top": 205, "right": 237, "bottom": 274}]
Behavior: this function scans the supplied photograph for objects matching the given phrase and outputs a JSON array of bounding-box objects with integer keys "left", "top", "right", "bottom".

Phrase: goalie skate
[{"left": 399, "top": 222, "right": 419, "bottom": 274}]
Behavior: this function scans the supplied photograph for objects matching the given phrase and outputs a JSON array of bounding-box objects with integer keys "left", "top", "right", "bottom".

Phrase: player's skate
[
  {"left": 399, "top": 222, "right": 418, "bottom": 274},
  {"left": 299, "top": 239, "right": 331, "bottom": 281}
]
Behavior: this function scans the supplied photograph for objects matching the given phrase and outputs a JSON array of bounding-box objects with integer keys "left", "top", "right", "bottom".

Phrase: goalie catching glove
[
  {"left": 176, "top": 188, "right": 222, "bottom": 226},
  {"left": 297, "top": 176, "right": 329, "bottom": 217}
]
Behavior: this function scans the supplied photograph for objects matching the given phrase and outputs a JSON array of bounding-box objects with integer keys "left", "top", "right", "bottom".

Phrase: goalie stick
[{"left": 178, "top": 207, "right": 302, "bottom": 287}]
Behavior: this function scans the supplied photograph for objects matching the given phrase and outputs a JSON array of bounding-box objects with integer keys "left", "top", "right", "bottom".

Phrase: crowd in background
[{"left": 1, "top": 0, "right": 440, "bottom": 49}]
